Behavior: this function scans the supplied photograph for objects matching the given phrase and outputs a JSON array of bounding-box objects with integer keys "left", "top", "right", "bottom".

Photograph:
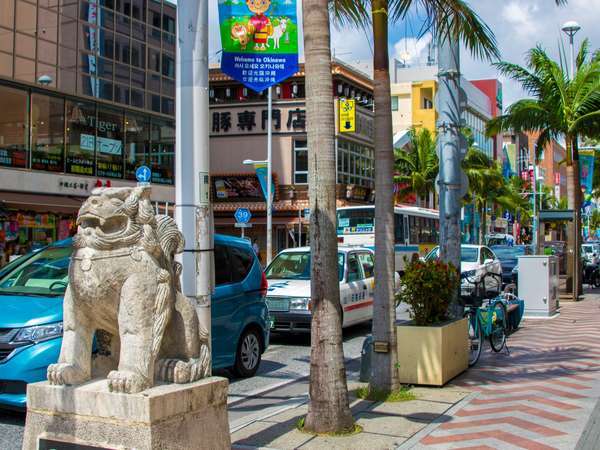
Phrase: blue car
[{"left": 0, "top": 234, "right": 269, "bottom": 410}]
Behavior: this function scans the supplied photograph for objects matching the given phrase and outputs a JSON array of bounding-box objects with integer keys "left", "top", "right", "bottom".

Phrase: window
[
  {"left": 149, "top": 119, "right": 174, "bottom": 184},
  {"left": 346, "top": 254, "right": 363, "bottom": 282},
  {"left": 130, "top": 39, "right": 145, "bottom": 68},
  {"left": 0, "top": 85, "right": 28, "bottom": 169},
  {"left": 114, "top": 34, "right": 130, "bottom": 64},
  {"left": 162, "top": 53, "right": 174, "bottom": 78},
  {"left": 66, "top": 99, "right": 95, "bottom": 175},
  {"left": 391, "top": 96, "right": 398, "bottom": 111},
  {"left": 358, "top": 253, "right": 374, "bottom": 278},
  {"left": 99, "top": 29, "right": 114, "bottom": 59},
  {"left": 293, "top": 139, "right": 308, "bottom": 184},
  {"left": 148, "top": 47, "right": 160, "bottom": 72},
  {"left": 230, "top": 245, "right": 254, "bottom": 283},
  {"left": 114, "top": 83, "right": 130, "bottom": 104},
  {"left": 95, "top": 106, "right": 123, "bottom": 178},
  {"left": 161, "top": 97, "right": 174, "bottom": 115},
  {"left": 394, "top": 213, "right": 404, "bottom": 244},
  {"left": 124, "top": 114, "right": 149, "bottom": 179},
  {"left": 162, "top": 4, "right": 175, "bottom": 33},
  {"left": 31, "top": 94, "right": 65, "bottom": 172}
]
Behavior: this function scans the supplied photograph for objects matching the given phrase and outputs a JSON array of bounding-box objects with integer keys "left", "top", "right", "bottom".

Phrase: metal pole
[
  {"left": 532, "top": 163, "right": 537, "bottom": 252},
  {"left": 437, "top": 34, "right": 463, "bottom": 318},
  {"left": 298, "top": 208, "right": 302, "bottom": 247},
  {"left": 569, "top": 35, "right": 575, "bottom": 81},
  {"left": 176, "top": 0, "right": 213, "bottom": 360},
  {"left": 267, "top": 86, "right": 273, "bottom": 264}
]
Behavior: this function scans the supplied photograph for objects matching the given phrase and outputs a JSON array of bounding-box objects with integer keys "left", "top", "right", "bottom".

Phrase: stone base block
[{"left": 22, "top": 377, "right": 230, "bottom": 450}]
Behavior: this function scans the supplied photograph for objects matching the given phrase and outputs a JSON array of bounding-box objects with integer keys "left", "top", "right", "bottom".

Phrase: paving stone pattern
[{"left": 417, "top": 296, "right": 600, "bottom": 450}]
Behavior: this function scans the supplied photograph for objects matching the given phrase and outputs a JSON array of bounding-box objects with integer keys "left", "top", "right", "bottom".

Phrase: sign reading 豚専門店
[{"left": 218, "top": 0, "right": 299, "bottom": 92}]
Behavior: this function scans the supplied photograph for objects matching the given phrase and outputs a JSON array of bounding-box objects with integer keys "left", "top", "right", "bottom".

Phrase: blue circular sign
[
  {"left": 234, "top": 208, "right": 252, "bottom": 224},
  {"left": 135, "top": 165, "right": 151, "bottom": 183}
]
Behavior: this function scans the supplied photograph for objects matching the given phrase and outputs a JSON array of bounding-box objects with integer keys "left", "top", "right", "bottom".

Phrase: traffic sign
[
  {"left": 234, "top": 208, "right": 252, "bottom": 224},
  {"left": 303, "top": 208, "right": 310, "bottom": 219},
  {"left": 339, "top": 99, "right": 356, "bottom": 133},
  {"left": 234, "top": 223, "right": 252, "bottom": 228},
  {"left": 135, "top": 165, "right": 151, "bottom": 183}
]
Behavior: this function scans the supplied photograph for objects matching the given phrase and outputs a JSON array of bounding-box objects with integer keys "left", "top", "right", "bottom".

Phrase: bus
[{"left": 336, "top": 205, "right": 440, "bottom": 272}]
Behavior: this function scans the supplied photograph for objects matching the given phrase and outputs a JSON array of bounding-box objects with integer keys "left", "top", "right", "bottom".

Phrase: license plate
[{"left": 267, "top": 298, "right": 289, "bottom": 312}]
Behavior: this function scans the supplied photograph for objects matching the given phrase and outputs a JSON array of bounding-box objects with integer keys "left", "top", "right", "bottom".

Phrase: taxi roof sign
[{"left": 339, "top": 99, "right": 356, "bottom": 133}]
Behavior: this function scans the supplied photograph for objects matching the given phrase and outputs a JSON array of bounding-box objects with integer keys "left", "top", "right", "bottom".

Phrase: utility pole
[
  {"left": 175, "top": 0, "right": 214, "bottom": 361},
  {"left": 266, "top": 86, "right": 273, "bottom": 265},
  {"left": 437, "top": 34, "right": 465, "bottom": 318}
]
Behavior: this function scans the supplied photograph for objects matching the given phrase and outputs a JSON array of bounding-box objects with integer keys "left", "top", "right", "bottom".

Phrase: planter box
[{"left": 396, "top": 317, "right": 468, "bottom": 386}]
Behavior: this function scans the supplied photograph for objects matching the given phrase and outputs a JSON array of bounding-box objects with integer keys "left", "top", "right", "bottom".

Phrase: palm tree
[
  {"left": 487, "top": 40, "right": 600, "bottom": 295},
  {"left": 301, "top": 0, "right": 355, "bottom": 434},
  {"left": 332, "top": 0, "right": 499, "bottom": 396},
  {"left": 394, "top": 127, "right": 439, "bottom": 206}
]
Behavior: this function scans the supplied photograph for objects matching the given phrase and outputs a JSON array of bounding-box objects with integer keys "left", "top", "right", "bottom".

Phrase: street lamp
[
  {"left": 562, "top": 20, "right": 581, "bottom": 79},
  {"left": 243, "top": 158, "right": 272, "bottom": 264},
  {"left": 37, "top": 74, "right": 53, "bottom": 86}
]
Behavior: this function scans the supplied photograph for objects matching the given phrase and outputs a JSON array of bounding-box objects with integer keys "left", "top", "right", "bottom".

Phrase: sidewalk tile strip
[{"left": 439, "top": 417, "right": 566, "bottom": 437}]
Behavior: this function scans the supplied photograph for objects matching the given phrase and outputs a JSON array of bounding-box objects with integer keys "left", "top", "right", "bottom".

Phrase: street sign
[
  {"left": 303, "top": 208, "right": 310, "bottom": 219},
  {"left": 234, "top": 207, "right": 252, "bottom": 224},
  {"left": 234, "top": 223, "right": 252, "bottom": 228},
  {"left": 339, "top": 99, "right": 356, "bottom": 133},
  {"left": 135, "top": 165, "right": 151, "bottom": 183}
]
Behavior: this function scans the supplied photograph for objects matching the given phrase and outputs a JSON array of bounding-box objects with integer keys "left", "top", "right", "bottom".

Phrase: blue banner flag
[
  {"left": 580, "top": 150, "right": 595, "bottom": 195},
  {"left": 252, "top": 162, "right": 275, "bottom": 202},
  {"left": 218, "top": 0, "right": 299, "bottom": 92}
]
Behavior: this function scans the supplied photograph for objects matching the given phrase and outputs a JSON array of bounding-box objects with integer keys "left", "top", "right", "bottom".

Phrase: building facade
[
  {"left": 209, "top": 60, "right": 376, "bottom": 260},
  {"left": 0, "top": 0, "right": 177, "bottom": 254},
  {"left": 390, "top": 65, "right": 500, "bottom": 160}
]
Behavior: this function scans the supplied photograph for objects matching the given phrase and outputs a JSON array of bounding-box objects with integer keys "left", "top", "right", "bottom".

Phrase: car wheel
[{"left": 233, "top": 327, "right": 262, "bottom": 378}]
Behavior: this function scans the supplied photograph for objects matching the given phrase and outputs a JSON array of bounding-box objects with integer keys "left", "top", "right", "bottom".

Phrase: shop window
[
  {"left": 31, "top": 94, "right": 65, "bottom": 173},
  {"left": 95, "top": 106, "right": 124, "bottom": 178},
  {"left": 123, "top": 114, "right": 148, "bottom": 179},
  {"left": 150, "top": 119, "right": 174, "bottom": 185},
  {"left": 66, "top": 99, "right": 96, "bottom": 175},
  {"left": 293, "top": 139, "right": 308, "bottom": 184},
  {"left": 0, "top": 85, "right": 28, "bottom": 169}
]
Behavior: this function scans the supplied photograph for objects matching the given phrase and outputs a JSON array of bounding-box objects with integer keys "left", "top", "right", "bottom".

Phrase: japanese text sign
[{"left": 339, "top": 99, "right": 356, "bottom": 133}]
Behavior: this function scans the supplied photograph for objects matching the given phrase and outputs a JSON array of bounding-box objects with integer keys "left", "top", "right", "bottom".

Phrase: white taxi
[{"left": 264, "top": 246, "right": 397, "bottom": 332}]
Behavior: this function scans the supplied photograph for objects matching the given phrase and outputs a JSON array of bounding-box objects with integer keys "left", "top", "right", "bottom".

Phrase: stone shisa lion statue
[{"left": 47, "top": 185, "right": 210, "bottom": 394}]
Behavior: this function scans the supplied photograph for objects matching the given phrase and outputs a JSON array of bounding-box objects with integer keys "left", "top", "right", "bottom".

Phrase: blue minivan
[{"left": 0, "top": 234, "right": 269, "bottom": 409}]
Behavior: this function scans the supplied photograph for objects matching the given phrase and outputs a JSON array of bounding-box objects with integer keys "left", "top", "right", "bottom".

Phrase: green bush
[{"left": 396, "top": 257, "right": 459, "bottom": 326}]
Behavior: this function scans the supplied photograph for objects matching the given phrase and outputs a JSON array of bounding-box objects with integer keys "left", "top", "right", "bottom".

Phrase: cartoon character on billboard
[{"left": 246, "top": 0, "right": 273, "bottom": 50}]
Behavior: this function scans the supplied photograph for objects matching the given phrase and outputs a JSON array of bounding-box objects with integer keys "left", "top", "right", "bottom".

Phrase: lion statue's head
[{"left": 74, "top": 186, "right": 156, "bottom": 251}]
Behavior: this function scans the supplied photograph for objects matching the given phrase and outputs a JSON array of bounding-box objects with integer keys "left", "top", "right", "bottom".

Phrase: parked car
[
  {"left": 486, "top": 233, "right": 515, "bottom": 247},
  {"left": 264, "top": 246, "right": 398, "bottom": 333},
  {"left": 425, "top": 245, "right": 502, "bottom": 297},
  {"left": 490, "top": 245, "right": 533, "bottom": 286},
  {"left": 0, "top": 234, "right": 269, "bottom": 410}
]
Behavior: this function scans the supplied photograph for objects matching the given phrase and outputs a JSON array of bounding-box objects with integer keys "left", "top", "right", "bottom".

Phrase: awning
[{"left": 0, "top": 192, "right": 85, "bottom": 215}]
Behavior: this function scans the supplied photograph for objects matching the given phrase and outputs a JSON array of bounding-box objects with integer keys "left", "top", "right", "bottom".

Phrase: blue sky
[{"left": 201, "top": 0, "right": 599, "bottom": 106}]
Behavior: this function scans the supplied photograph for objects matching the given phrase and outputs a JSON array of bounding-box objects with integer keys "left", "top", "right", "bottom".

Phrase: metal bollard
[{"left": 359, "top": 334, "right": 373, "bottom": 382}]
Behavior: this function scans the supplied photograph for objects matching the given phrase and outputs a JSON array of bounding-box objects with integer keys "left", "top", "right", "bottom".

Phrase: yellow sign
[{"left": 339, "top": 99, "right": 356, "bottom": 133}]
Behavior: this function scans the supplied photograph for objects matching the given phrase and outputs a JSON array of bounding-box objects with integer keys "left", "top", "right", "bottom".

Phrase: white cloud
[{"left": 393, "top": 33, "right": 432, "bottom": 65}]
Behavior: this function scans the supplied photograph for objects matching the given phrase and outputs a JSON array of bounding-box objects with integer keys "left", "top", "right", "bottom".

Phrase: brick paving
[{"left": 417, "top": 294, "right": 600, "bottom": 450}]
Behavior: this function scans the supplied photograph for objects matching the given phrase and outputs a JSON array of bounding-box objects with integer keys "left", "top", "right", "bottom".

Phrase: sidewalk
[{"left": 230, "top": 293, "right": 600, "bottom": 450}]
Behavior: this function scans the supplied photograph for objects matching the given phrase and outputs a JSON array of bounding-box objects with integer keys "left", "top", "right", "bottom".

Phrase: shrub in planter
[{"left": 396, "top": 257, "right": 459, "bottom": 326}]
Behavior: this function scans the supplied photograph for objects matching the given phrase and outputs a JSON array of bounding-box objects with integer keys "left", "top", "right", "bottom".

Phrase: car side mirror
[{"left": 484, "top": 258, "right": 494, "bottom": 265}]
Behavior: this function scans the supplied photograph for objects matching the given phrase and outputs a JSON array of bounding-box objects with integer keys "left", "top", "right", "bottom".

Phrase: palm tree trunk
[
  {"left": 479, "top": 201, "right": 486, "bottom": 245},
  {"left": 565, "top": 137, "right": 582, "bottom": 298},
  {"left": 302, "top": 0, "right": 354, "bottom": 433},
  {"left": 370, "top": 0, "right": 399, "bottom": 394}
]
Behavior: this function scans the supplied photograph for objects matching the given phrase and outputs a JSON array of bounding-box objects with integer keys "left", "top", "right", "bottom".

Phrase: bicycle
[{"left": 461, "top": 272, "right": 508, "bottom": 366}]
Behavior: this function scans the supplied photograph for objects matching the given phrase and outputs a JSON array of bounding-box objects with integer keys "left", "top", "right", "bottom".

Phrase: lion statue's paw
[
  {"left": 47, "top": 363, "right": 89, "bottom": 386},
  {"left": 107, "top": 370, "right": 149, "bottom": 394},
  {"left": 157, "top": 346, "right": 210, "bottom": 384}
]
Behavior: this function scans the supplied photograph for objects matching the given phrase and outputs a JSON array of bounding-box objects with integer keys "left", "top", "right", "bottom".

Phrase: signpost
[
  {"left": 339, "top": 99, "right": 356, "bottom": 133},
  {"left": 218, "top": 0, "right": 299, "bottom": 265},
  {"left": 135, "top": 165, "right": 151, "bottom": 184},
  {"left": 234, "top": 207, "right": 252, "bottom": 238}
]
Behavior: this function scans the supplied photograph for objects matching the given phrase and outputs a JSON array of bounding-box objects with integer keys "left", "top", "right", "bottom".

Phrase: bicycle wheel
[
  {"left": 464, "top": 309, "right": 483, "bottom": 366},
  {"left": 489, "top": 301, "right": 507, "bottom": 352}
]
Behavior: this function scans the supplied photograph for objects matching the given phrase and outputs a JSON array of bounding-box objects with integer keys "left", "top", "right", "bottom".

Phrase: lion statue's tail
[{"left": 155, "top": 214, "right": 210, "bottom": 346}]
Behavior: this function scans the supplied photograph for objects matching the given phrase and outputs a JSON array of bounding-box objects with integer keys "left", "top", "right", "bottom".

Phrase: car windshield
[
  {"left": 492, "top": 246, "right": 526, "bottom": 259},
  {"left": 425, "top": 247, "right": 479, "bottom": 263},
  {"left": 265, "top": 252, "right": 345, "bottom": 281},
  {"left": 582, "top": 246, "right": 594, "bottom": 253},
  {"left": 0, "top": 245, "right": 73, "bottom": 296}
]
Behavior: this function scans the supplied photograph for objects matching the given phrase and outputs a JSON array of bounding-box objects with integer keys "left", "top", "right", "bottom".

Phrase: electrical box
[{"left": 518, "top": 255, "right": 559, "bottom": 317}]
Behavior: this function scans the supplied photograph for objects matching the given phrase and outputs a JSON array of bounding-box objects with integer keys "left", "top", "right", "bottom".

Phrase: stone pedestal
[{"left": 22, "top": 377, "right": 231, "bottom": 450}]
